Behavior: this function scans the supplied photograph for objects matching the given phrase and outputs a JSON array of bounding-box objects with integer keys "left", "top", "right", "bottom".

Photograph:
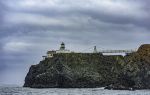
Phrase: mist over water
[{"left": 0, "top": 87, "right": 150, "bottom": 95}]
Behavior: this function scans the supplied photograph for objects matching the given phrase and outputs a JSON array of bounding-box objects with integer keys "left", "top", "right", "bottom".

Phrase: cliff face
[
  {"left": 24, "top": 53, "right": 124, "bottom": 88},
  {"left": 24, "top": 44, "right": 150, "bottom": 89},
  {"left": 117, "top": 44, "right": 150, "bottom": 89}
]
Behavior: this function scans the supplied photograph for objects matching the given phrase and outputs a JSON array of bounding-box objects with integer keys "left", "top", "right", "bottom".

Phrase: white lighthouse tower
[{"left": 56, "top": 42, "right": 71, "bottom": 53}]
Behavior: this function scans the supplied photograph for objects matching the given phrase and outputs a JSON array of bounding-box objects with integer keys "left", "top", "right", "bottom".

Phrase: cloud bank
[{"left": 0, "top": 0, "right": 150, "bottom": 85}]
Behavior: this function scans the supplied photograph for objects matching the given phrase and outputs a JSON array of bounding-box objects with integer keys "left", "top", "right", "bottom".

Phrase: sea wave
[{"left": 0, "top": 87, "right": 150, "bottom": 95}]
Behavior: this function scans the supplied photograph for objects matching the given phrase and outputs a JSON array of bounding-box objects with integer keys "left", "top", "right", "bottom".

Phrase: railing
[{"left": 99, "top": 49, "right": 136, "bottom": 53}]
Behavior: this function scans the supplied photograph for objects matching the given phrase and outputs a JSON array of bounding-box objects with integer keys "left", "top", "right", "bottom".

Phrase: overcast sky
[{"left": 0, "top": 0, "right": 150, "bottom": 86}]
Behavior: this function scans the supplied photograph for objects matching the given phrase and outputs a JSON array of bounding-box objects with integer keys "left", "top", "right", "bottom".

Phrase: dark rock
[
  {"left": 24, "top": 44, "right": 150, "bottom": 89},
  {"left": 24, "top": 53, "right": 123, "bottom": 88}
]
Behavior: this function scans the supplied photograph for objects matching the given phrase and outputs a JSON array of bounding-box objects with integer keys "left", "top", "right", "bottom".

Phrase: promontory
[{"left": 24, "top": 43, "right": 150, "bottom": 90}]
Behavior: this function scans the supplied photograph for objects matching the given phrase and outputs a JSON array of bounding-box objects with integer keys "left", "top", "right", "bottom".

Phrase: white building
[
  {"left": 46, "top": 42, "right": 71, "bottom": 58},
  {"left": 47, "top": 50, "right": 56, "bottom": 58},
  {"left": 56, "top": 42, "right": 71, "bottom": 53}
]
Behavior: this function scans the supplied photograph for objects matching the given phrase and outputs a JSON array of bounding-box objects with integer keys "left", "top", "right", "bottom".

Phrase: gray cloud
[{"left": 0, "top": 0, "right": 150, "bottom": 85}]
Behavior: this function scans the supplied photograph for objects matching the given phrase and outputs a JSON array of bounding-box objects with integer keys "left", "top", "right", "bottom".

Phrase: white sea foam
[{"left": 0, "top": 87, "right": 150, "bottom": 95}]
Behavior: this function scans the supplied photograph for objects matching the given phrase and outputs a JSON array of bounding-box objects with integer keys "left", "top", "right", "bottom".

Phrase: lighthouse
[
  {"left": 60, "top": 42, "right": 65, "bottom": 50},
  {"left": 56, "top": 42, "right": 71, "bottom": 53}
]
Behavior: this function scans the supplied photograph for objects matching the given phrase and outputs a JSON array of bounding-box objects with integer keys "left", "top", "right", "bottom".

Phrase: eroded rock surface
[{"left": 24, "top": 44, "right": 150, "bottom": 89}]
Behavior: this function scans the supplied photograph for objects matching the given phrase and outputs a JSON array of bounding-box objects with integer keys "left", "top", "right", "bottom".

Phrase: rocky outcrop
[
  {"left": 24, "top": 44, "right": 150, "bottom": 89},
  {"left": 105, "top": 44, "right": 150, "bottom": 90},
  {"left": 24, "top": 53, "right": 124, "bottom": 88}
]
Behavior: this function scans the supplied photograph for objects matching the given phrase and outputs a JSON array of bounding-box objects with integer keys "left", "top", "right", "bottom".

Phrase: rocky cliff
[{"left": 24, "top": 44, "right": 150, "bottom": 89}]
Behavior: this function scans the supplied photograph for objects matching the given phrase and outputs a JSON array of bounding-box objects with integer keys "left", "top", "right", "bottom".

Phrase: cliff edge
[{"left": 24, "top": 44, "right": 150, "bottom": 89}]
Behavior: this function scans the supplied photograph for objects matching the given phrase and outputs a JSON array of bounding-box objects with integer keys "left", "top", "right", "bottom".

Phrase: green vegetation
[{"left": 24, "top": 44, "right": 150, "bottom": 89}]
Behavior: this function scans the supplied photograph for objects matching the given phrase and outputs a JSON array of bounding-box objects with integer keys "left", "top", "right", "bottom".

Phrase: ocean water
[{"left": 0, "top": 87, "right": 150, "bottom": 95}]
